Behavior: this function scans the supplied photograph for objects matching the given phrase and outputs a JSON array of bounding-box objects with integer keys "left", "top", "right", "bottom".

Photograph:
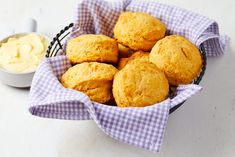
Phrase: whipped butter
[{"left": 0, "top": 34, "right": 48, "bottom": 73}]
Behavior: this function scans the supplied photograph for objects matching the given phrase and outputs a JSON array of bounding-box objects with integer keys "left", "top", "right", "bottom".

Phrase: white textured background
[{"left": 0, "top": 0, "right": 235, "bottom": 157}]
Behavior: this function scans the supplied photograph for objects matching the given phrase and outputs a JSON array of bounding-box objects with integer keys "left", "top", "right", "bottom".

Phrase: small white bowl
[
  {"left": 0, "top": 68, "right": 35, "bottom": 88},
  {"left": 0, "top": 33, "right": 50, "bottom": 88}
]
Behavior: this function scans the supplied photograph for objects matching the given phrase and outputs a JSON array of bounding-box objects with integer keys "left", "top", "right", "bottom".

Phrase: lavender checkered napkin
[
  {"left": 29, "top": 56, "right": 202, "bottom": 152},
  {"left": 29, "top": 0, "right": 228, "bottom": 152}
]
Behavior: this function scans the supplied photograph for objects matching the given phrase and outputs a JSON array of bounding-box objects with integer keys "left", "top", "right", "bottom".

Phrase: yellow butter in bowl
[{"left": 0, "top": 34, "right": 48, "bottom": 73}]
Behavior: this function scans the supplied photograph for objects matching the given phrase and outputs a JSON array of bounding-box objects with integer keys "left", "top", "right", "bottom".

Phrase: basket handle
[{"left": 46, "top": 23, "right": 74, "bottom": 58}]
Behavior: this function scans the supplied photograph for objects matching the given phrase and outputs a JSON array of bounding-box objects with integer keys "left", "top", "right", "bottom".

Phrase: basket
[{"left": 46, "top": 23, "right": 207, "bottom": 114}]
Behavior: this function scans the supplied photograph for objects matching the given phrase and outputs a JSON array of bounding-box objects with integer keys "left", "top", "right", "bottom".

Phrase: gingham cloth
[{"left": 29, "top": 0, "right": 229, "bottom": 152}]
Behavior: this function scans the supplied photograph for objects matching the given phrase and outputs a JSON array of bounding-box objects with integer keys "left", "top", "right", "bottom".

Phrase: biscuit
[
  {"left": 61, "top": 62, "right": 118, "bottom": 103},
  {"left": 118, "top": 51, "right": 149, "bottom": 69},
  {"left": 113, "top": 61, "right": 169, "bottom": 107},
  {"left": 66, "top": 34, "right": 118, "bottom": 64},
  {"left": 114, "top": 12, "right": 166, "bottom": 51},
  {"left": 149, "top": 35, "right": 202, "bottom": 85}
]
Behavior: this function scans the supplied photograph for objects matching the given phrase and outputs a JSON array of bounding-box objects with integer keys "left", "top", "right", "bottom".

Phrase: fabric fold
[{"left": 29, "top": 55, "right": 202, "bottom": 152}]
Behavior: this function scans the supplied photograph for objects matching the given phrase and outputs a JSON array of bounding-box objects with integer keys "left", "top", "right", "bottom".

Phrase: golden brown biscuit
[
  {"left": 66, "top": 34, "right": 118, "bottom": 64},
  {"left": 118, "top": 51, "right": 149, "bottom": 69},
  {"left": 149, "top": 35, "right": 202, "bottom": 86},
  {"left": 61, "top": 62, "right": 118, "bottom": 103},
  {"left": 114, "top": 12, "right": 166, "bottom": 51},
  {"left": 113, "top": 61, "right": 169, "bottom": 107}
]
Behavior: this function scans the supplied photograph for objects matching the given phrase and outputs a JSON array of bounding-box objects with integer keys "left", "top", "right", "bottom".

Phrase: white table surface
[{"left": 0, "top": 0, "right": 235, "bottom": 157}]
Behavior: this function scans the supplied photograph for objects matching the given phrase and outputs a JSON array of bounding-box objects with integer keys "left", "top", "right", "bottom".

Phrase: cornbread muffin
[
  {"left": 61, "top": 62, "right": 118, "bottom": 103},
  {"left": 66, "top": 34, "right": 118, "bottom": 64},
  {"left": 118, "top": 51, "right": 149, "bottom": 69},
  {"left": 114, "top": 12, "right": 166, "bottom": 51},
  {"left": 149, "top": 35, "right": 202, "bottom": 86},
  {"left": 113, "top": 61, "right": 169, "bottom": 107}
]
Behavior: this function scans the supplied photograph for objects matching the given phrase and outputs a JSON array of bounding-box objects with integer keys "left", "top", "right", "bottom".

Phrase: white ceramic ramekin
[{"left": 0, "top": 33, "right": 50, "bottom": 88}]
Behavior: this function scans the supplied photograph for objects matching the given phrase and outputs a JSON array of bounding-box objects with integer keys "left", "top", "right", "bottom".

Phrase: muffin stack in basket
[{"left": 61, "top": 12, "right": 202, "bottom": 107}]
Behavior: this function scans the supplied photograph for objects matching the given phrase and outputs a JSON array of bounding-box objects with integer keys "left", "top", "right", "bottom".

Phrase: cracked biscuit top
[
  {"left": 66, "top": 34, "right": 118, "bottom": 64},
  {"left": 113, "top": 60, "right": 169, "bottom": 107},
  {"left": 61, "top": 62, "right": 118, "bottom": 103},
  {"left": 114, "top": 12, "right": 166, "bottom": 51},
  {"left": 150, "top": 35, "right": 202, "bottom": 86}
]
